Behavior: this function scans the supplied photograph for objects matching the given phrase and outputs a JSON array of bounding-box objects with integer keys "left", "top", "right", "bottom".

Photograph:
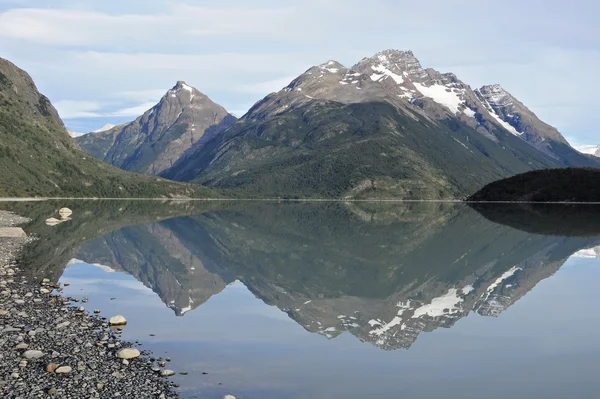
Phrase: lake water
[{"left": 5, "top": 200, "right": 600, "bottom": 399}]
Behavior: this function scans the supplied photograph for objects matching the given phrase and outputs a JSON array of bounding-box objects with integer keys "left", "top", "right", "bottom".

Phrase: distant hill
[
  {"left": 0, "top": 57, "right": 214, "bottom": 198},
  {"left": 468, "top": 167, "right": 600, "bottom": 202}
]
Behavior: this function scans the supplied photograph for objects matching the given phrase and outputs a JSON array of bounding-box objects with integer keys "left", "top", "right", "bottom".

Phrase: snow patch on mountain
[
  {"left": 488, "top": 108, "right": 522, "bottom": 136},
  {"left": 67, "top": 130, "right": 85, "bottom": 138},
  {"left": 412, "top": 289, "right": 464, "bottom": 318},
  {"left": 462, "top": 285, "right": 474, "bottom": 295},
  {"left": 572, "top": 246, "right": 600, "bottom": 258},
  {"left": 93, "top": 123, "right": 115, "bottom": 133},
  {"left": 369, "top": 64, "right": 404, "bottom": 84},
  {"left": 575, "top": 145, "right": 600, "bottom": 157},
  {"left": 369, "top": 301, "right": 412, "bottom": 337},
  {"left": 180, "top": 296, "right": 194, "bottom": 315},
  {"left": 414, "top": 83, "right": 464, "bottom": 114},
  {"left": 481, "top": 266, "right": 520, "bottom": 300}
]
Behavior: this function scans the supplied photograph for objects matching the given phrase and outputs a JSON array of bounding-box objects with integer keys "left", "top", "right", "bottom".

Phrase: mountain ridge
[{"left": 162, "top": 50, "right": 589, "bottom": 199}]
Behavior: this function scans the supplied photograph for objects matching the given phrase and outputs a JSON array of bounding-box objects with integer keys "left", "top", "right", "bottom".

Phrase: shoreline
[
  {"left": 0, "top": 210, "right": 181, "bottom": 398},
  {"left": 3, "top": 197, "right": 600, "bottom": 205}
]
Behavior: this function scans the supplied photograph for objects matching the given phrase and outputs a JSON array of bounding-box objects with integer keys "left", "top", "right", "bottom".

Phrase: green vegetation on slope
[
  {"left": 468, "top": 167, "right": 600, "bottom": 202},
  {"left": 0, "top": 59, "right": 215, "bottom": 198},
  {"left": 163, "top": 100, "right": 562, "bottom": 199}
]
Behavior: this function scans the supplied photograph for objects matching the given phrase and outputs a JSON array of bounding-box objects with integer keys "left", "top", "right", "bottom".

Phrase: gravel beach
[{"left": 0, "top": 210, "right": 181, "bottom": 398}]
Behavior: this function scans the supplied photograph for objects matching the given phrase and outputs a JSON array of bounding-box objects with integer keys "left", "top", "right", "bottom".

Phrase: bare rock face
[
  {"left": 353, "top": 50, "right": 592, "bottom": 163},
  {"left": 246, "top": 60, "right": 407, "bottom": 120},
  {"left": 353, "top": 50, "right": 491, "bottom": 126},
  {"left": 75, "top": 81, "right": 236, "bottom": 175},
  {"left": 475, "top": 84, "right": 574, "bottom": 158}
]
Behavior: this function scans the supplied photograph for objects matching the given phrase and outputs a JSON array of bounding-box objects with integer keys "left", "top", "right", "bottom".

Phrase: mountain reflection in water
[{"left": 6, "top": 200, "right": 600, "bottom": 399}]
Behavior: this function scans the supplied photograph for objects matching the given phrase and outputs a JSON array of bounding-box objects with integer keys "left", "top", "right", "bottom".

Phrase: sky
[{"left": 0, "top": 0, "right": 598, "bottom": 144}]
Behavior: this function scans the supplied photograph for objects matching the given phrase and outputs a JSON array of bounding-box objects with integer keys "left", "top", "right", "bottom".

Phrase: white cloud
[
  {"left": 108, "top": 102, "right": 156, "bottom": 117},
  {"left": 0, "top": 5, "right": 291, "bottom": 46},
  {"left": 236, "top": 76, "right": 298, "bottom": 94},
  {"left": 1, "top": 0, "right": 599, "bottom": 141},
  {"left": 53, "top": 100, "right": 103, "bottom": 118},
  {"left": 111, "top": 89, "right": 167, "bottom": 102}
]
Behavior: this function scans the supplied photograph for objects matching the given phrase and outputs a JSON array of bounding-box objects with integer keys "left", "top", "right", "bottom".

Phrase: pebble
[
  {"left": 160, "top": 370, "right": 176, "bottom": 377},
  {"left": 56, "top": 321, "right": 70, "bottom": 329},
  {"left": 0, "top": 211, "right": 180, "bottom": 399},
  {"left": 55, "top": 365, "right": 72, "bottom": 374},
  {"left": 22, "top": 350, "right": 44, "bottom": 359},
  {"left": 59, "top": 208, "right": 73, "bottom": 218},
  {"left": 223, "top": 396, "right": 237, "bottom": 399}
]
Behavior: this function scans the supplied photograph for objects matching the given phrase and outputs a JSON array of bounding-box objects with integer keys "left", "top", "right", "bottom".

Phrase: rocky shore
[{"left": 0, "top": 210, "right": 181, "bottom": 398}]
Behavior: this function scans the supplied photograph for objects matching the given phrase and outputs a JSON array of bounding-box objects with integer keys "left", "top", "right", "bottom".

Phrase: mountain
[
  {"left": 0, "top": 58, "right": 215, "bottom": 198},
  {"left": 354, "top": 50, "right": 591, "bottom": 164},
  {"left": 576, "top": 144, "right": 600, "bottom": 157},
  {"left": 468, "top": 167, "right": 600, "bottom": 202},
  {"left": 75, "top": 82, "right": 236, "bottom": 175},
  {"left": 161, "top": 50, "right": 595, "bottom": 199}
]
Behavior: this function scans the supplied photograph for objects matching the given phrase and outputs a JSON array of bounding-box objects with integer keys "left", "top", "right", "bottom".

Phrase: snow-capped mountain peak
[
  {"left": 93, "top": 123, "right": 116, "bottom": 133},
  {"left": 67, "top": 129, "right": 85, "bottom": 138}
]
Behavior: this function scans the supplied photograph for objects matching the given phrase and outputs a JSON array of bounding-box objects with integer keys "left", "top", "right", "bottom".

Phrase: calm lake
[{"left": 4, "top": 200, "right": 600, "bottom": 399}]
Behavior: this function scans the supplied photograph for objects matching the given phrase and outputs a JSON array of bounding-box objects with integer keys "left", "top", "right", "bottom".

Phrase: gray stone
[
  {"left": 22, "top": 350, "right": 44, "bottom": 359},
  {"left": 55, "top": 365, "right": 72, "bottom": 374},
  {"left": 116, "top": 348, "right": 140, "bottom": 360}
]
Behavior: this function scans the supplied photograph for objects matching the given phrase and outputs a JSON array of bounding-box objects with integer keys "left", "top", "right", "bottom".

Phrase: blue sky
[{"left": 1, "top": 0, "right": 598, "bottom": 144}]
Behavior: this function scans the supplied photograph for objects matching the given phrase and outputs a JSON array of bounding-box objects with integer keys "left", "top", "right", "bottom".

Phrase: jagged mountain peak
[
  {"left": 76, "top": 80, "right": 236, "bottom": 175},
  {"left": 372, "top": 49, "right": 420, "bottom": 64},
  {"left": 355, "top": 49, "right": 425, "bottom": 84},
  {"left": 247, "top": 59, "right": 392, "bottom": 118},
  {"left": 476, "top": 84, "right": 513, "bottom": 106},
  {"left": 163, "top": 80, "right": 208, "bottom": 103},
  {"left": 317, "top": 60, "right": 345, "bottom": 70}
]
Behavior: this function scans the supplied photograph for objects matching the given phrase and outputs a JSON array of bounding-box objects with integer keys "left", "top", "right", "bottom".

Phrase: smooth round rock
[
  {"left": 160, "top": 370, "right": 176, "bottom": 377},
  {"left": 45, "top": 218, "right": 61, "bottom": 226},
  {"left": 222, "top": 396, "right": 237, "bottom": 399},
  {"left": 22, "top": 350, "right": 44, "bottom": 359},
  {"left": 109, "top": 315, "right": 127, "bottom": 326},
  {"left": 46, "top": 363, "right": 58, "bottom": 373},
  {"left": 59, "top": 208, "right": 73, "bottom": 218},
  {"left": 55, "top": 365, "right": 72, "bottom": 374},
  {"left": 116, "top": 348, "right": 140, "bottom": 360}
]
